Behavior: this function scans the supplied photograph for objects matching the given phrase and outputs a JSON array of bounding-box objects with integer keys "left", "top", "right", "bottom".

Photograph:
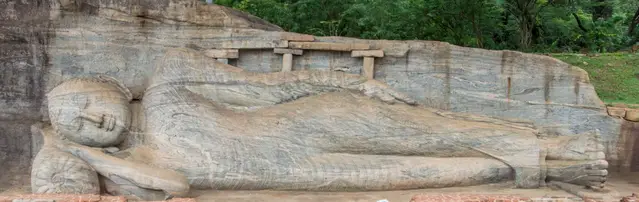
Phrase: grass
[{"left": 551, "top": 52, "right": 639, "bottom": 105}]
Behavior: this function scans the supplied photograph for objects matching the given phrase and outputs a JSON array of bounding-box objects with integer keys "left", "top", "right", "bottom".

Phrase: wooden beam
[{"left": 289, "top": 42, "right": 370, "bottom": 51}]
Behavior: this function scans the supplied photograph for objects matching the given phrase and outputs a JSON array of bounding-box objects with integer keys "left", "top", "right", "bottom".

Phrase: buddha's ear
[{"left": 96, "top": 74, "right": 133, "bottom": 102}]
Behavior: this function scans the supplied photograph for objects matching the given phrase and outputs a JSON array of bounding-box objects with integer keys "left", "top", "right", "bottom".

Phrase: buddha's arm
[
  {"left": 55, "top": 141, "right": 190, "bottom": 198},
  {"left": 183, "top": 70, "right": 417, "bottom": 107},
  {"left": 155, "top": 48, "right": 416, "bottom": 106}
]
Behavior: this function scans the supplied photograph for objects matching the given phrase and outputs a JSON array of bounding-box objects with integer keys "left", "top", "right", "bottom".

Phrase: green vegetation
[
  {"left": 208, "top": 0, "right": 639, "bottom": 52},
  {"left": 203, "top": 0, "right": 639, "bottom": 104},
  {"left": 552, "top": 53, "right": 639, "bottom": 104}
]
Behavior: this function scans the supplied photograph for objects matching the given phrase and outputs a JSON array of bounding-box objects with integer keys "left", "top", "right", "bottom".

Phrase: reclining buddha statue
[{"left": 31, "top": 48, "right": 608, "bottom": 200}]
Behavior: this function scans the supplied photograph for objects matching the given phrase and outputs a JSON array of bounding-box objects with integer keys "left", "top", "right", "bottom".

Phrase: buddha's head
[{"left": 47, "top": 76, "right": 132, "bottom": 147}]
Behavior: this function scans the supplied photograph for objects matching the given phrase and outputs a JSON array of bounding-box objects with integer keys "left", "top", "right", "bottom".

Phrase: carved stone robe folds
[{"left": 140, "top": 48, "right": 542, "bottom": 190}]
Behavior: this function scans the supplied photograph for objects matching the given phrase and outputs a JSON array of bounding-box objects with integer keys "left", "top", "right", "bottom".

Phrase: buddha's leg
[
  {"left": 306, "top": 128, "right": 542, "bottom": 189},
  {"left": 269, "top": 92, "right": 542, "bottom": 188},
  {"left": 216, "top": 153, "right": 512, "bottom": 191}
]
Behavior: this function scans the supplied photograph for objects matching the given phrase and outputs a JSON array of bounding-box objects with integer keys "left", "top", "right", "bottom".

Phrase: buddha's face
[{"left": 48, "top": 80, "right": 131, "bottom": 147}]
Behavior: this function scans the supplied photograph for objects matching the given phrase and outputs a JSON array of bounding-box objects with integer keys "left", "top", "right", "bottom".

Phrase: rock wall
[
  {"left": 0, "top": 0, "right": 632, "bottom": 190},
  {"left": 0, "top": 0, "right": 57, "bottom": 190},
  {"left": 44, "top": 9, "right": 623, "bottom": 167}
]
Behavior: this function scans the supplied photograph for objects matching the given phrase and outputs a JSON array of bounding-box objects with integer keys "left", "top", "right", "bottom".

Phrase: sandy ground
[{"left": 2, "top": 174, "right": 636, "bottom": 202}]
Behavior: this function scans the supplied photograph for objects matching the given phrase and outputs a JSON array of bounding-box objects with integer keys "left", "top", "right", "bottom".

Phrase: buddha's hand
[{"left": 352, "top": 80, "right": 417, "bottom": 105}]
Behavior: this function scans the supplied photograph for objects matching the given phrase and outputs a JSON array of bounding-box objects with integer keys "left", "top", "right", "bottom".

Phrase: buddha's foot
[
  {"left": 546, "top": 159, "right": 608, "bottom": 189},
  {"left": 546, "top": 130, "right": 606, "bottom": 161}
]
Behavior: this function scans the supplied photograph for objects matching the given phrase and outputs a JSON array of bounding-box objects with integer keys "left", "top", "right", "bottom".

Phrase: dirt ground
[{"left": 2, "top": 173, "right": 637, "bottom": 202}]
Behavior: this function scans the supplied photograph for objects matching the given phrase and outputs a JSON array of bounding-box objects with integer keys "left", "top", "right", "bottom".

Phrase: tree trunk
[
  {"left": 572, "top": 13, "right": 589, "bottom": 32},
  {"left": 520, "top": 18, "right": 533, "bottom": 50},
  {"left": 591, "top": 0, "right": 613, "bottom": 21},
  {"left": 506, "top": 0, "right": 537, "bottom": 50},
  {"left": 628, "top": 6, "right": 639, "bottom": 36},
  {"left": 471, "top": 14, "right": 484, "bottom": 48}
]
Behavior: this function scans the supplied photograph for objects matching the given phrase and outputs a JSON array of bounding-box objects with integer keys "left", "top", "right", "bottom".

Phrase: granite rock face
[
  {"left": 46, "top": 8, "right": 621, "bottom": 165},
  {"left": 0, "top": 0, "right": 57, "bottom": 190},
  {"left": 0, "top": 0, "right": 626, "bottom": 192},
  {"left": 32, "top": 48, "right": 611, "bottom": 199}
]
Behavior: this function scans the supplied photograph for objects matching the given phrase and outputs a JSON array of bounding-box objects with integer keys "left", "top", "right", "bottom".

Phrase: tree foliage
[{"left": 208, "top": 0, "right": 639, "bottom": 53}]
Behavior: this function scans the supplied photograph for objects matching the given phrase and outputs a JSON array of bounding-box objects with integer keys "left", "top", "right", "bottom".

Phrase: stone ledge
[
  {"left": 606, "top": 106, "right": 639, "bottom": 122},
  {"left": 627, "top": 109, "right": 639, "bottom": 122},
  {"left": 203, "top": 49, "right": 239, "bottom": 59},
  {"left": 351, "top": 50, "right": 384, "bottom": 58},
  {"left": 608, "top": 107, "right": 627, "bottom": 118},
  {"left": 288, "top": 42, "right": 370, "bottom": 51},
  {"left": 280, "top": 33, "right": 315, "bottom": 42},
  {"left": 274, "top": 48, "right": 303, "bottom": 55},
  {"left": 409, "top": 194, "right": 586, "bottom": 202},
  {"left": 0, "top": 194, "right": 196, "bottom": 202}
]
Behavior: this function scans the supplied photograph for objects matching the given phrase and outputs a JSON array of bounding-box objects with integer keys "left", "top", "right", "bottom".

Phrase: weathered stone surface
[
  {"left": 608, "top": 107, "right": 627, "bottom": 118},
  {"left": 615, "top": 120, "right": 639, "bottom": 173},
  {"left": 289, "top": 42, "right": 370, "bottom": 51},
  {"left": 33, "top": 48, "right": 612, "bottom": 200},
  {"left": 61, "top": 0, "right": 283, "bottom": 31},
  {"left": 274, "top": 48, "right": 303, "bottom": 55},
  {"left": 0, "top": 0, "right": 626, "bottom": 196},
  {"left": 352, "top": 50, "right": 384, "bottom": 58},
  {"left": 362, "top": 57, "right": 375, "bottom": 79},
  {"left": 203, "top": 49, "right": 239, "bottom": 59},
  {"left": 0, "top": 194, "right": 126, "bottom": 202},
  {"left": 409, "top": 194, "right": 532, "bottom": 202},
  {"left": 626, "top": 109, "right": 639, "bottom": 122},
  {"left": 317, "top": 37, "right": 410, "bottom": 57},
  {"left": 231, "top": 41, "right": 619, "bottom": 170},
  {"left": 281, "top": 53, "right": 294, "bottom": 72},
  {"left": 42, "top": 4, "right": 619, "bottom": 173},
  {"left": 46, "top": 12, "right": 290, "bottom": 99},
  {"left": 0, "top": 0, "right": 56, "bottom": 191},
  {"left": 280, "top": 33, "right": 315, "bottom": 42}
]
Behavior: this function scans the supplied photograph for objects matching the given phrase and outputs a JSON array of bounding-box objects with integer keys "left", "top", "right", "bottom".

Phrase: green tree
[
  {"left": 208, "top": 0, "right": 639, "bottom": 52},
  {"left": 504, "top": 0, "right": 550, "bottom": 50}
]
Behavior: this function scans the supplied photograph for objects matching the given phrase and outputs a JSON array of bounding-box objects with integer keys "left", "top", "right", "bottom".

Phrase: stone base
[
  {"left": 548, "top": 181, "right": 620, "bottom": 202},
  {"left": 410, "top": 194, "right": 529, "bottom": 202},
  {"left": 409, "top": 194, "right": 588, "bottom": 202},
  {"left": 0, "top": 194, "right": 195, "bottom": 202}
]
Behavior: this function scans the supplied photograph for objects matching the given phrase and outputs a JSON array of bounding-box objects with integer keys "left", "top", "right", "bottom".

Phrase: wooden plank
[
  {"left": 289, "top": 42, "right": 370, "bottom": 51},
  {"left": 274, "top": 48, "right": 303, "bottom": 55},
  {"left": 204, "top": 49, "right": 239, "bottom": 59},
  {"left": 352, "top": 50, "right": 384, "bottom": 58},
  {"left": 363, "top": 57, "right": 375, "bottom": 79}
]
